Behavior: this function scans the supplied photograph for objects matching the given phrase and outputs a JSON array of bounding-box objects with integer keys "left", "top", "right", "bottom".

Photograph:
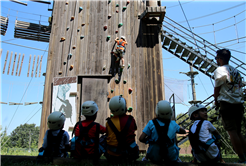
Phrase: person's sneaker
[
  {"left": 116, "top": 57, "right": 120, "bottom": 61},
  {"left": 142, "top": 157, "right": 148, "bottom": 161}
]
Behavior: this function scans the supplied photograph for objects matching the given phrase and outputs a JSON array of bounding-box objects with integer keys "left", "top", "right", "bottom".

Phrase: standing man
[{"left": 214, "top": 49, "right": 246, "bottom": 163}]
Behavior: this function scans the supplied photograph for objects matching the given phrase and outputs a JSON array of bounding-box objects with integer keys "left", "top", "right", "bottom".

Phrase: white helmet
[
  {"left": 155, "top": 100, "right": 173, "bottom": 119},
  {"left": 121, "top": 36, "right": 126, "bottom": 40},
  {"left": 109, "top": 96, "right": 126, "bottom": 116},
  {"left": 47, "top": 111, "right": 66, "bottom": 130},
  {"left": 188, "top": 104, "right": 206, "bottom": 120},
  {"left": 81, "top": 101, "right": 98, "bottom": 116}
]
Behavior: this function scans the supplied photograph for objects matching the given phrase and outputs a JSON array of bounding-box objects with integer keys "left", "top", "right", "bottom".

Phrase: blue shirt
[{"left": 143, "top": 119, "right": 180, "bottom": 161}]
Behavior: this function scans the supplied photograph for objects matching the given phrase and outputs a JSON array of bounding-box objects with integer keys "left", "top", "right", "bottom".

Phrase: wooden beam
[
  {"left": 31, "top": 55, "right": 36, "bottom": 77},
  {"left": 24, "top": 102, "right": 38, "bottom": 106},
  {"left": 35, "top": 55, "right": 39, "bottom": 77},
  {"left": 10, "top": 0, "right": 27, "bottom": 6},
  {"left": 39, "top": 55, "right": 43, "bottom": 77},
  {"left": 15, "top": 53, "right": 21, "bottom": 76},
  {"left": 0, "top": 49, "right": 2, "bottom": 58},
  {"left": 2, "top": 50, "right": 9, "bottom": 74},
  {"left": 27, "top": 54, "right": 31, "bottom": 77},
  {"left": 0, "top": 102, "right": 8, "bottom": 104},
  {"left": 18, "top": 54, "right": 25, "bottom": 76},
  {"left": 11, "top": 52, "right": 17, "bottom": 75},
  {"left": 29, "top": 0, "right": 51, "bottom": 4},
  {"left": 7, "top": 51, "right": 13, "bottom": 75},
  {"left": 9, "top": 102, "right": 23, "bottom": 105}
]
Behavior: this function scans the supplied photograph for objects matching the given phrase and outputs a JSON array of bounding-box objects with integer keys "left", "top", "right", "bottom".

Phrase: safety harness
[
  {"left": 44, "top": 129, "right": 66, "bottom": 157},
  {"left": 189, "top": 120, "right": 217, "bottom": 159},
  {"left": 106, "top": 116, "right": 136, "bottom": 155},
  {"left": 71, "top": 121, "right": 100, "bottom": 157}
]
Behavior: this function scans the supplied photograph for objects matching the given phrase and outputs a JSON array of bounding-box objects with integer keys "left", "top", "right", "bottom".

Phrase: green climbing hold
[
  {"left": 128, "top": 64, "right": 131, "bottom": 69},
  {"left": 123, "top": 6, "right": 127, "bottom": 10},
  {"left": 118, "top": 23, "right": 123, "bottom": 27},
  {"left": 79, "top": 7, "right": 83, "bottom": 11},
  {"left": 111, "top": 89, "right": 114, "bottom": 93},
  {"left": 116, "top": 4, "right": 119, "bottom": 7},
  {"left": 128, "top": 107, "right": 133, "bottom": 112},
  {"left": 68, "top": 53, "right": 72, "bottom": 59},
  {"left": 115, "top": 79, "right": 119, "bottom": 84},
  {"left": 120, "top": 94, "right": 123, "bottom": 97},
  {"left": 80, "top": 36, "right": 84, "bottom": 39},
  {"left": 123, "top": 80, "right": 127, "bottom": 84},
  {"left": 107, "top": 36, "right": 111, "bottom": 40}
]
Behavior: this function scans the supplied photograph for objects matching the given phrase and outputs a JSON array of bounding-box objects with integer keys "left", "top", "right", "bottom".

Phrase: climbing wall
[{"left": 39, "top": 0, "right": 165, "bottom": 151}]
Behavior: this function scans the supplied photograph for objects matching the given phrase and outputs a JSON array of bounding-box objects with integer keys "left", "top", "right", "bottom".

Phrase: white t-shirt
[
  {"left": 190, "top": 120, "right": 219, "bottom": 162},
  {"left": 214, "top": 64, "right": 244, "bottom": 104}
]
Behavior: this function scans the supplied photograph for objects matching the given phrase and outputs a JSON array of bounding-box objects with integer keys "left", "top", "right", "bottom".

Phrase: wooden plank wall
[{"left": 39, "top": 0, "right": 165, "bottom": 151}]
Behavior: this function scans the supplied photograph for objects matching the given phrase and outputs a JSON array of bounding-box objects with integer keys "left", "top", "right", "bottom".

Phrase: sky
[{"left": 0, "top": 0, "right": 245, "bottom": 136}]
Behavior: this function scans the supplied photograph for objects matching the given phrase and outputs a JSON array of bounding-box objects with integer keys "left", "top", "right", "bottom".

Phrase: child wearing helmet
[
  {"left": 113, "top": 36, "right": 128, "bottom": 68},
  {"left": 70, "top": 101, "right": 106, "bottom": 163},
  {"left": 188, "top": 104, "right": 223, "bottom": 163},
  {"left": 105, "top": 96, "right": 139, "bottom": 164},
  {"left": 139, "top": 100, "right": 186, "bottom": 164},
  {"left": 38, "top": 111, "right": 70, "bottom": 159}
]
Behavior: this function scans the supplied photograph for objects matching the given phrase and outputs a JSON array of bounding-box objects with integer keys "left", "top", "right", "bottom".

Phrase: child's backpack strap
[
  {"left": 72, "top": 121, "right": 80, "bottom": 137},
  {"left": 46, "top": 129, "right": 65, "bottom": 157}
]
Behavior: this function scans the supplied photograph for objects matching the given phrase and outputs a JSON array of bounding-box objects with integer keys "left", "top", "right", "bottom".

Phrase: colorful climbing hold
[
  {"left": 128, "top": 63, "right": 131, "bottom": 69},
  {"left": 103, "top": 66, "right": 106, "bottom": 70},
  {"left": 115, "top": 79, "right": 119, "bottom": 84},
  {"left": 115, "top": 30, "right": 118, "bottom": 33},
  {"left": 127, "top": 0, "right": 130, "bottom": 5},
  {"left": 70, "top": 65, "right": 74, "bottom": 70},
  {"left": 116, "top": 4, "right": 119, "bottom": 7},
  {"left": 120, "top": 94, "right": 123, "bottom": 97},
  {"left": 128, "top": 88, "right": 133, "bottom": 94},
  {"left": 108, "top": 15, "right": 111, "bottom": 19},
  {"left": 61, "top": 37, "right": 66, "bottom": 41},
  {"left": 128, "top": 107, "right": 133, "bottom": 112},
  {"left": 77, "top": 29, "right": 80, "bottom": 32},
  {"left": 67, "top": 27, "right": 69, "bottom": 30},
  {"left": 80, "top": 36, "right": 84, "bottom": 39},
  {"left": 65, "top": 2, "right": 68, "bottom": 5},
  {"left": 108, "top": 0, "right": 111, "bottom": 4},
  {"left": 71, "top": 16, "right": 75, "bottom": 20},
  {"left": 107, "top": 36, "right": 111, "bottom": 40},
  {"left": 123, "top": 80, "right": 127, "bottom": 84},
  {"left": 72, "top": 46, "right": 76, "bottom": 49},
  {"left": 111, "top": 89, "right": 114, "bottom": 93},
  {"left": 79, "top": 7, "right": 83, "bottom": 11},
  {"left": 123, "top": 6, "right": 127, "bottom": 10},
  {"left": 116, "top": 10, "right": 119, "bottom": 13},
  {"left": 63, "top": 61, "right": 66, "bottom": 65},
  {"left": 104, "top": 25, "right": 107, "bottom": 30},
  {"left": 59, "top": 71, "right": 62, "bottom": 75},
  {"left": 68, "top": 53, "right": 72, "bottom": 59},
  {"left": 118, "top": 23, "right": 123, "bottom": 27},
  {"left": 82, "top": 23, "right": 85, "bottom": 26}
]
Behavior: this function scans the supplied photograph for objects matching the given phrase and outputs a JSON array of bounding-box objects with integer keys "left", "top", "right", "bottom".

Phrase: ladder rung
[
  {"left": 163, "top": 36, "right": 171, "bottom": 46},
  {"left": 169, "top": 41, "right": 178, "bottom": 50},
  {"left": 181, "top": 49, "right": 190, "bottom": 57},
  {"left": 201, "top": 61, "right": 209, "bottom": 68},
  {"left": 175, "top": 44, "right": 184, "bottom": 54},
  {"left": 207, "top": 64, "right": 217, "bottom": 73},
  {"left": 187, "top": 52, "right": 196, "bottom": 61}
]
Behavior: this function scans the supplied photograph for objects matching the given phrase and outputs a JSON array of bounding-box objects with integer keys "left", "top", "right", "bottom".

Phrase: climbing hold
[
  {"left": 63, "top": 61, "right": 66, "bottom": 65},
  {"left": 104, "top": 25, "right": 107, "bottom": 30},
  {"left": 115, "top": 30, "right": 118, "bottom": 33},
  {"left": 70, "top": 65, "right": 74, "bottom": 70},
  {"left": 72, "top": 46, "right": 76, "bottom": 49},
  {"left": 128, "top": 107, "right": 133, "bottom": 112},
  {"left": 68, "top": 53, "right": 72, "bottom": 59},
  {"left": 107, "top": 36, "right": 111, "bottom": 40},
  {"left": 108, "top": 15, "right": 111, "bottom": 19},
  {"left": 103, "top": 66, "right": 106, "bottom": 70},
  {"left": 120, "top": 94, "right": 123, "bottom": 97},
  {"left": 79, "top": 7, "right": 83, "bottom": 11},
  {"left": 123, "top": 80, "right": 127, "bottom": 84},
  {"left": 128, "top": 88, "right": 133, "bottom": 94},
  {"left": 118, "top": 23, "right": 123, "bottom": 27},
  {"left": 115, "top": 79, "right": 119, "bottom": 84},
  {"left": 81, "top": 23, "right": 85, "bottom": 26},
  {"left": 65, "top": 2, "right": 68, "bottom": 5},
  {"left": 116, "top": 4, "right": 119, "bottom": 7},
  {"left": 108, "top": 0, "right": 111, "bottom": 4},
  {"left": 128, "top": 63, "right": 131, "bottom": 69},
  {"left": 67, "top": 27, "right": 69, "bottom": 30},
  {"left": 77, "top": 29, "right": 80, "bottom": 32},
  {"left": 123, "top": 6, "right": 127, "bottom": 10},
  {"left": 80, "top": 35, "right": 84, "bottom": 39},
  {"left": 71, "top": 16, "right": 75, "bottom": 20},
  {"left": 127, "top": 0, "right": 130, "bottom": 5},
  {"left": 116, "top": 10, "right": 119, "bottom": 13},
  {"left": 59, "top": 71, "right": 62, "bottom": 75},
  {"left": 61, "top": 37, "right": 66, "bottom": 41},
  {"left": 111, "top": 89, "right": 114, "bottom": 93}
]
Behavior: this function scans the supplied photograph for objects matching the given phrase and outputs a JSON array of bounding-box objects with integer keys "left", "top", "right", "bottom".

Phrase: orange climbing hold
[
  {"left": 71, "top": 16, "right": 75, "bottom": 20},
  {"left": 61, "top": 37, "right": 66, "bottom": 41},
  {"left": 128, "top": 88, "right": 133, "bottom": 94},
  {"left": 127, "top": 1, "right": 130, "bottom": 4},
  {"left": 72, "top": 46, "right": 76, "bottom": 49},
  {"left": 70, "top": 65, "right": 74, "bottom": 70},
  {"left": 115, "top": 30, "right": 118, "bottom": 33}
]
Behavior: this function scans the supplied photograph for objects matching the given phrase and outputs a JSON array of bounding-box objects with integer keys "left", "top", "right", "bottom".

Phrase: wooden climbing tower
[{"left": 39, "top": 0, "right": 166, "bottom": 151}]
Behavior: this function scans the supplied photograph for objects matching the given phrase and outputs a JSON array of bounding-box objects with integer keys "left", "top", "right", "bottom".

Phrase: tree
[
  {"left": 4, "top": 124, "right": 40, "bottom": 149},
  {"left": 0, "top": 126, "right": 9, "bottom": 146}
]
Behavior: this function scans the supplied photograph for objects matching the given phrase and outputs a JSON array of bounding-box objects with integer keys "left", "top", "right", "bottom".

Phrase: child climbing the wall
[
  {"left": 139, "top": 100, "right": 186, "bottom": 164},
  {"left": 113, "top": 36, "right": 128, "bottom": 68},
  {"left": 38, "top": 111, "right": 70, "bottom": 161},
  {"left": 105, "top": 96, "right": 139, "bottom": 164},
  {"left": 188, "top": 104, "right": 224, "bottom": 163},
  {"left": 70, "top": 101, "right": 106, "bottom": 164}
]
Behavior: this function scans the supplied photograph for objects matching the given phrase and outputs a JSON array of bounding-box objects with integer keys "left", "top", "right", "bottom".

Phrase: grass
[{"left": 1, "top": 148, "right": 241, "bottom": 165}]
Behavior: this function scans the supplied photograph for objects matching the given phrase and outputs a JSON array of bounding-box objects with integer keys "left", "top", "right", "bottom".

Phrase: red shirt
[{"left": 73, "top": 120, "right": 106, "bottom": 158}]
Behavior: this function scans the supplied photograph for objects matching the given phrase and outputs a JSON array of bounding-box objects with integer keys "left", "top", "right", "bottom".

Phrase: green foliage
[
  {"left": 3, "top": 124, "right": 40, "bottom": 149},
  {"left": 0, "top": 126, "right": 9, "bottom": 145}
]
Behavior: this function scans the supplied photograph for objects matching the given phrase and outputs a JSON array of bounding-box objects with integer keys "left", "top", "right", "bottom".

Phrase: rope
[
  {"left": 1, "top": 41, "right": 49, "bottom": 52},
  {"left": 178, "top": 2, "right": 246, "bottom": 24},
  {"left": 1, "top": 6, "right": 50, "bottom": 17}
]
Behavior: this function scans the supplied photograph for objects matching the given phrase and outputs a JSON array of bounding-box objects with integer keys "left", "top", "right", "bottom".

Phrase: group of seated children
[{"left": 38, "top": 95, "right": 224, "bottom": 164}]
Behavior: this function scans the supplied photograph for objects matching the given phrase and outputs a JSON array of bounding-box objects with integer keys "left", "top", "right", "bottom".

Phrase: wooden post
[
  {"left": 31, "top": 55, "right": 36, "bottom": 77},
  {"left": 0, "top": 49, "right": 2, "bottom": 58},
  {"left": 7, "top": 51, "right": 13, "bottom": 75},
  {"left": 15, "top": 53, "right": 21, "bottom": 76},
  {"left": 3, "top": 50, "right": 9, "bottom": 74},
  {"left": 35, "top": 55, "right": 40, "bottom": 77},
  {"left": 27, "top": 54, "right": 32, "bottom": 77},
  {"left": 39, "top": 55, "right": 43, "bottom": 77},
  {"left": 19, "top": 54, "right": 25, "bottom": 76},
  {"left": 11, "top": 52, "right": 17, "bottom": 75}
]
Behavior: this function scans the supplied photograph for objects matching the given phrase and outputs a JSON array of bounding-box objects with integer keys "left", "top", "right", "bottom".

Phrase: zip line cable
[
  {"left": 178, "top": 2, "right": 245, "bottom": 24},
  {"left": 197, "top": 75, "right": 209, "bottom": 96},
  {"left": 166, "top": 0, "right": 195, "bottom": 9},
  {"left": 1, "top": 41, "right": 49, "bottom": 52},
  {"left": 26, "top": 107, "right": 42, "bottom": 124}
]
